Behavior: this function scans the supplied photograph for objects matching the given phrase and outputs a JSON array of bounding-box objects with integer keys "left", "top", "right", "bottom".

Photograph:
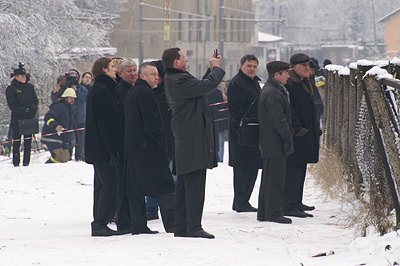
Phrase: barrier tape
[
  {"left": 1, "top": 101, "right": 229, "bottom": 146},
  {"left": 0, "top": 128, "right": 85, "bottom": 145}
]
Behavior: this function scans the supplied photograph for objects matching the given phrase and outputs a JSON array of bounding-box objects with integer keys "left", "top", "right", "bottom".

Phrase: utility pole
[
  {"left": 139, "top": 1, "right": 144, "bottom": 65},
  {"left": 219, "top": 0, "right": 225, "bottom": 68}
]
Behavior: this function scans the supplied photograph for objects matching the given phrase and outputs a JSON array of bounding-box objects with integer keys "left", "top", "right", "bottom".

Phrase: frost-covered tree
[
  {"left": 0, "top": 0, "right": 124, "bottom": 127},
  {"left": 259, "top": 0, "right": 400, "bottom": 46}
]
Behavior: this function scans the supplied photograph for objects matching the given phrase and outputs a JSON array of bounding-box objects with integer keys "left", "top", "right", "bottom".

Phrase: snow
[
  {"left": 391, "top": 57, "right": 400, "bottom": 66},
  {"left": 357, "top": 59, "right": 374, "bottom": 66},
  {"left": 363, "top": 66, "right": 395, "bottom": 80},
  {"left": 349, "top": 62, "right": 358, "bottom": 70},
  {"left": 338, "top": 67, "right": 350, "bottom": 76},
  {"left": 258, "top": 32, "right": 283, "bottom": 43},
  {"left": 1, "top": 150, "right": 399, "bottom": 266},
  {"left": 374, "top": 60, "right": 390, "bottom": 67},
  {"left": 325, "top": 64, "right": 344, "bottom": 72}
]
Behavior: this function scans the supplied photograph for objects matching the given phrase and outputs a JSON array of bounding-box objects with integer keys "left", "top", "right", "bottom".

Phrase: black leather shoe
[
  {"left": 257, "top": 217, "right": 267, "bottom": 221},
  {"left": 268, "top": 216, "right": 292, "bottom": 224},
  {"left": 133, "top": 227, "right": 159, "bottom": 235},
  {"left": 92, "top": 227, "right": 120, "bottom": 237},
  {"left": 302, "top": 204, "right": 315, "bottom": 211},
  {"left": 236, "top": 206, "right": 258, "bottom": 213},
  {"left": 147, "top": 212, "right": 159, "bottom": 221},
  {"left": 23, "top": 163, "right": 29, "bottom": 166},
  {"left": 299, "top": 210, "right": 314, "bottom": 217},
  {"left": 187, "top": 229, "right": 215, "bottom": 239},
  {"left": 283, "top": 210, "right": 307, "bottom": 218}
]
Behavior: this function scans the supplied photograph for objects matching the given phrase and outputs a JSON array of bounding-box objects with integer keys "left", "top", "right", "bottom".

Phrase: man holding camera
[
  {"left": 162, "top": 47, "right": 224, "bottom": 239},
  {"left": 6, "top": 62, "right": 38, "bottom": 167}
]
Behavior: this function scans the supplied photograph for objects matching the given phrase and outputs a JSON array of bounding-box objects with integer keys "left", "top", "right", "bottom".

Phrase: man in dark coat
[
  {"left": 41, "top": 88, "right": 76, "bottom": 163},
  {"left": 144, "top": 60, "right": 175, "bottom": 221},
  {"left": 113, "top": 58, "right": 137, "bottom": 223},
  {"left": 227, "top": 54, "right": 263, "bottom": 213},
  {"left": 163, "top": 47, "right": 225, "bottom": 239},
  {"left": 120, "top": 62, "right": 173, "bottom": 234},
  {"left": 85, "top": 57, "right": 120, "bottom": 237},
  {"left": 5, "top": 62, "right": 38, "bottom": 167},
  {"left": 257, "top": 61, "right": 293, "bottom": 224},
  {"left": 284, "top": 53, "right": 321, "bottom": 218}
]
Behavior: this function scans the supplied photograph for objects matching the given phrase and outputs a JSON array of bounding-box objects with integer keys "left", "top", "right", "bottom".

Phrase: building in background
[
  {"left": 109, "top": 0, "right": 254, "bottom": 79},
  {"left": 379, "top": 7, "right": 400, "bottom": 58}
]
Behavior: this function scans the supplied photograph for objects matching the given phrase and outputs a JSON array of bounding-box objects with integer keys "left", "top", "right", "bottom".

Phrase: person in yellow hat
[{"left": 41, "top": 88, "right": 76, "bottom": 163}]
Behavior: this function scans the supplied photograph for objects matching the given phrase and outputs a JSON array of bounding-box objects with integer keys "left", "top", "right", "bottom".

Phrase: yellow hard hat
[{"left": 61, "top": 88, "right": 77, "bottom": 98}]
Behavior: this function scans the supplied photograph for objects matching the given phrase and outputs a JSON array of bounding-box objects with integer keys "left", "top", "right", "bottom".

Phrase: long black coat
[
  {"left": 286, "top": 70, "right": 320, "bottom": 164},
  {"left": 227, "top": 70, "right": 262, "bottom": 169},
  {"left": 258, "top": 78, "right": 294, "bottom": 159},
  {"left": 154, "top": 82, "right": 174, "bottom": 160},
  {"left": 42, "top": 100, "right": 74, "bottom": 145},
  {"left": 123, "top": 79, "right": 175, "bottom": 197},
  {"left": 85, "top": 74, "right": 118, "bottom": 164},
  {"left": 114, "top": 79, "right": 133, "bottom": 156},
  {"left": 164, "top": 67, "right": 225, "bottom": 175},
  {"left": 6, "top": 79, "right": 38, "bottom": 132}
]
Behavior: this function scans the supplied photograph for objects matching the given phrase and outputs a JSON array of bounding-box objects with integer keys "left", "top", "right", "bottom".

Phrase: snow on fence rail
[{"left": 323, "top": 60, "right": 400, "bottom": 233}]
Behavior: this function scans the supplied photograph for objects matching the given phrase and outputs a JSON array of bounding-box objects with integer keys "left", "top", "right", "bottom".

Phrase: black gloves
[
  {"left": 109, "top": 152, "right": 120, "bottom": 168},
  {"left": 296, "top": 128, "right": 308, "bottom": 137}
]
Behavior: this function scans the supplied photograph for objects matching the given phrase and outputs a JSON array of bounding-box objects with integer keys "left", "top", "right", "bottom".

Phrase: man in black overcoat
[
  {"left": 284, "top": 53, "right": 321, "bottom": 218},
  {"left": 113, "top": 59, "right": 137, "bottom": 223},
  {"left": 257, "top": 61, "right": 293, "bottom": 224},
  {"left": 163, "top": 47, "right": 225, "bottom": 239},
  {"left": 120, "top": 62, "right": 174, "bottom": 234},
  {"left": 5, "top": 62, "right": 38, "bottom": 167},
  {"left": 227, "top": 54, "right": 263, "bottom": 213},
  {"left": 85, "top": 57, "right": 120, "bottom": 237}
]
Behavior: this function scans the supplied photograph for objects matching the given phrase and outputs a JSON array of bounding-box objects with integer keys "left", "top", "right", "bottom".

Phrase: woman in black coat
[{"left": 6, "top": 64, "right": 38, "bottom": 167}]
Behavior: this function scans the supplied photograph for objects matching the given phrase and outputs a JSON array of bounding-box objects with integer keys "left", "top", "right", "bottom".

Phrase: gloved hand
[
  {"left": 109, "top": 152, "right": 119, "bottom": 168},
  {"left": 296, "top": 128, "right": 308, "bottom": 137}
]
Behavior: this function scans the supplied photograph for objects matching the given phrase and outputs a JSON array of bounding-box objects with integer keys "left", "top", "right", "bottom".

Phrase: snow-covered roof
[
  {"left": 258, "top": 32, "right": 283, "bottom": 43},
  {"left": 378, "top": 7, "right": 400, "bottom": 22}
]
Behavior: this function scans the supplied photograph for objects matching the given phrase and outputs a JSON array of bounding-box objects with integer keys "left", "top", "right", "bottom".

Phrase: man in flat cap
[
  {"left": 257, "top": 61, "right": 293, "bottom": 224},
  {"left": 283, "top": 53, "right": 321, "bottom": 219}
]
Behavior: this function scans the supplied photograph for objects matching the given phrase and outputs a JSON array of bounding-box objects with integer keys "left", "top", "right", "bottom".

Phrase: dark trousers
[
  {"left": 284, "top": 161, "right": 307, "bottom": 212},
  {"left": 175, "top": 169, "right": 206, "bottom": 235},
  {"left": 117, "top": 196, "right": 147, "bottom": 233},
  {"left": 232, "top": 167, "right": 258, "bottom": 211},
  {"left": 91, "top": 162, "right": 118, "bottom": 231},
  {"left": 257, "top": 157, "right": 286, "bottom": 220},
  {"left": 12, "top": 130, "right": 32, "bottom": 166},
  {"left": 74, "top": 125, "right": 85, "bottom": 161},
  {"left": 118, "top": 193, "right": 174, "bottom": 232}
]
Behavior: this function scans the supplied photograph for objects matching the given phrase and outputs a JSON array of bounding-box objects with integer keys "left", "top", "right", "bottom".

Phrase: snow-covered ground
[{"left": 1, "top": 149, "right": 399, "bottom": 266}]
